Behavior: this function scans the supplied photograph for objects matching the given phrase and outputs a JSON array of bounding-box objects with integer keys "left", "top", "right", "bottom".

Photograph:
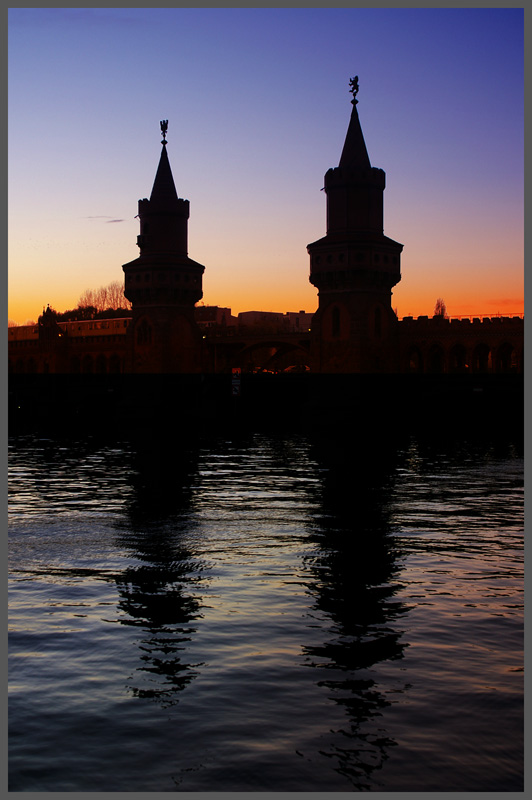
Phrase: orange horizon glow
[
  {"left": 7, "top": 284, "right": 524, "bottom": 327},
  {"left": 8, "top": 8, "right": 523, "bottom": 330},
  {"left": 8, "top": 234, "right": 524, "bottom": 325}
]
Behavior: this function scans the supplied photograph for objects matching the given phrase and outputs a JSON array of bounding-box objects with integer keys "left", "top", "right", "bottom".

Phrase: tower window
[
  {"left": 374, "top": 306, "right": 382, "bottom": 339},
  {"left": 137, "top": 319, "right": 152, "bottom": 345},
  {"left": 331, "top": 306, "right": 340, "bottom": 338}
]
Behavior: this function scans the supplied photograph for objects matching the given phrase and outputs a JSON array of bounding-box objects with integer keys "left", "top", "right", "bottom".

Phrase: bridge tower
[
  {"left": 307, "top": 79, "right": 403, "bottom": 372},
  {"left": 123, "top": 121, "right": 205, "bottom": 373}
]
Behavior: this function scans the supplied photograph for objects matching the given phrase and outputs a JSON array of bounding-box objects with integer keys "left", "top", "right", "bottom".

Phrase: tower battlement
[
  {"left": 138, "top": 196, "right": 190, "bottom": 215},
  {"left": 325, "top": 165, "right": 386, "bottom": 190}
]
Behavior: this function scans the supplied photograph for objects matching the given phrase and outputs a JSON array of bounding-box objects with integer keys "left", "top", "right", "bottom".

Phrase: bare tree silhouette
[{"left": 434, "top": 297, "right": 447, "bottom": 317}]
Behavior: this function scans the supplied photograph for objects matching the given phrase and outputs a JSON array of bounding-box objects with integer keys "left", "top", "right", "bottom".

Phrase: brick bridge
[
  {"left": 8, "top": 313, "right": 523, "bottom": 375},
  {"left": 398, "top": 315, "right": 523, "bottom": 374},
  {"left": 200, "top": 329, "right": 312, "bottom": 373}
]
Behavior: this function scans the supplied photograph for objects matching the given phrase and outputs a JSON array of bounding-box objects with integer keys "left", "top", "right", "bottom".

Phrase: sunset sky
[{"left": 8, "top": 7, "right": 524, "bottom": 324}]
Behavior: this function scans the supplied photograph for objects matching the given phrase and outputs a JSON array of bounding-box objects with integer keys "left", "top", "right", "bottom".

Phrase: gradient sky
[{"left": 8, "top": 7, "right": 524, "bottom": 324}]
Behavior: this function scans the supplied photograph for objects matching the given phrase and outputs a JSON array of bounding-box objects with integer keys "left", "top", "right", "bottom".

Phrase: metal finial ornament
[
  {"left": 349, "top": 76, "right": 359, "bottom": 105},
  {"left": 160, "top": 119, "right": 168, "bottom": 145}
]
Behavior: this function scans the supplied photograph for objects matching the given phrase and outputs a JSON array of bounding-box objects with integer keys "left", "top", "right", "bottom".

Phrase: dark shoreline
[{"left": 8, "top": 372, "right": 524, "bottom": 438}]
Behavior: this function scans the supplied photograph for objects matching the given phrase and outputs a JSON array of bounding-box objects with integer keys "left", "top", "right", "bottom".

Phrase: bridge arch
[
  {"left": 96, "top": 354, "right": 107, "bottom": 374},
  {"left": 449, "top": 343, "right": 468, "bottom": 373},
  {"left": 496, "top": 342, "right": 518, "bottom": 373},
  {"left": 230, "top": 338, "right": 311, "bottom": 373},
  {"left": 472, "top": 343, "right": 492, "bottom": 373},
  {"left": 109, "top": 353, "right": 122, "bottom": 373},
  {"left": 427, "top": 343, "right": 445, "bottom": 373},
  {"left": 407, "top": 346, "right": 423, "bottom": 373},
  {"left": 82, "top": 354, "right": 93, "bottom": 374}
]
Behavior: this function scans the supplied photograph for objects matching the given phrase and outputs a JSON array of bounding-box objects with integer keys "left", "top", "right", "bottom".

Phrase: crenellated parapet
[
  {"left": 398, "top": 315, "right": 524, "bottom": 374},
  {"left": 325, "top": 165, "right": 385, "bottom": 188},
  {"left": 8, "top": 311, "right": 524, "bottom": 375}
]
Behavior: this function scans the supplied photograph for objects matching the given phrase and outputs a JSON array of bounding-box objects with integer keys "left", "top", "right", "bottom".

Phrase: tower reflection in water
[
  {"left": 111, "top": 427, "right": 411, "bottom": 787},
  {"left": 9, "top": 423, "right": 521, "bottom": 791},
  {"left": 303, "top": 431, "right": 409, "bottom": 788},
  {"left": 113, "top": 433, "right": 207, "bottom": 707}
]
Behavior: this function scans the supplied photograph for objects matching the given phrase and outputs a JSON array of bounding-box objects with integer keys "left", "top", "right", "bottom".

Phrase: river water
[{"left": 8, "top": 425, "right": 524, "bottom": 791}]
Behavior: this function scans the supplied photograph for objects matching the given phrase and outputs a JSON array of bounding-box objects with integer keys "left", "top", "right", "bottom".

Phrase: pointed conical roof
[
  {"left": 338, "top": 102, "right": 371, "bottom": 170},
  {"left": 149, "top": 144, "right": 179, "bottom": 206}
]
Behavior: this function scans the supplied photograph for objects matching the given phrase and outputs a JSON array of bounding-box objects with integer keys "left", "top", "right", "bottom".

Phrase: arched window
[
  {"left": 96, "top": 354, "right": 107, "bottom": 374},
  {"left": 497, "top": 343, "right": 517, "bottom": 373},
  {"left": 450, "top": 343, "right": 468, "bottom": 373},
  {"left": 374, "top": 306, "right": 382, "bottom": 339},
  {"left": 136, "top": 318, "right": 152, "bottom": 345},
  {"left": 109, "top": 354, "right": 121, "bottom": 374},
  {"left": 472, "top": 344, "right": 491, "bottom": 373},
  {"left": 82, "top": 355, "right": 93, "bottom": 374},
  {"left": 428, "top": 344, "right": 445, "bottom": 373},
  {"left": 331, "top": 306, "right": 340, "bottom": 338},
  {"left": 408, "top": 347, "right": 423, "bottom": 373}
]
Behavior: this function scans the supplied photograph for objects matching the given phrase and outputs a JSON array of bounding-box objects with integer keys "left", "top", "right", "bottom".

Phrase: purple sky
[{"left": 8, "top": 7, "right": 524, "bottom": 323}]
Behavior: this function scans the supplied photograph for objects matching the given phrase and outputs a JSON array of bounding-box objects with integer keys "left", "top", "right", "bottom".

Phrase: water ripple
[{"left": 8, "top": 430, "right": 523, "bottom": 791}]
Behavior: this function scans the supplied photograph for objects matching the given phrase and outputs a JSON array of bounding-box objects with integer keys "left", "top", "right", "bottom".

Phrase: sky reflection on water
[{"left": 8, "top": 428, "right": 523, "bottom": 791}]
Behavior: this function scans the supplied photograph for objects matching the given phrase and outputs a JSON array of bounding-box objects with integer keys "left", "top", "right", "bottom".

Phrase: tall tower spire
[
  {"left": 338, "top": 76, "right": 371, "bottom": 170},
  {"left": 148, "top": 121, "right": 179, "bottom": 208},
  {"left": 122, "top": 121, "right": 205, "bottom": 373},
  {"left": 307, "top": 79, "right": 403, "bottom": 373},
  {"left": 149, "top": 143, "right": 179, "bottom": 205},
  {"left": 133, "top": 121, "right": 190, "bottom": 258}
]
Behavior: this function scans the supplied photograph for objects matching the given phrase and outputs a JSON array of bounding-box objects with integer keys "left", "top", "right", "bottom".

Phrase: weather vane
[
  {"left": 160, "top": 119, "right": 168, "bottom": 144},
  {"left": 349, "top": 76, "right": 359, "bottom": 105}
]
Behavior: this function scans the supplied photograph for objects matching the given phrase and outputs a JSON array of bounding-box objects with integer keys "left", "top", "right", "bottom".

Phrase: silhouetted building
[
  {"left": 195, "top": 306, "right": 237, "bottom": 329},
  {"left": 122, "top": 123, "right": 205, "bottom": 373},
  {"left": 237, "top": 310, "right": 314, "bottom": 333},
  {"left": 8, "top": 87, "right": 523, "bottom": 378},
  {"left": 308, "top": 80, "right": 402, "bottom": 372}
]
